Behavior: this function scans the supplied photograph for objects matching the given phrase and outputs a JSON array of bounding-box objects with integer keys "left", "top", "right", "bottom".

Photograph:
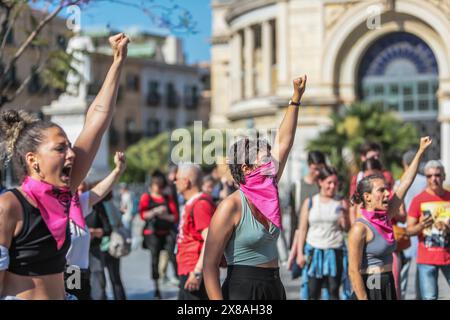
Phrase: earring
[{"left": 33, "top": 164, "right": 40, "bottom": 174}]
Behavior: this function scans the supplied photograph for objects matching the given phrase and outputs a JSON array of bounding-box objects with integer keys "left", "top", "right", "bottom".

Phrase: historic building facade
[{"left": 210, "top": 0, "right": 450, "bottom": 187}]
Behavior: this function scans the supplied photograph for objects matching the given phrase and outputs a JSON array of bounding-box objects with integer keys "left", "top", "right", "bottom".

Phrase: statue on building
[{"left": 65, "top": 32, "right": 95, "bottom": 101}]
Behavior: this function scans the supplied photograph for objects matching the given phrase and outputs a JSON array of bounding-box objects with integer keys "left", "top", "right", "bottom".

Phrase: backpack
[
  {"left": 108, "top": 226, "right": 132, "bottom": 258},
  {"left": 185, "top": 194, "right": 227, "bottom": 268}
]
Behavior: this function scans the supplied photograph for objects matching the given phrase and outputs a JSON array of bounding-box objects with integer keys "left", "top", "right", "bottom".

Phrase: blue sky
[{"left": 35, "top": 0, "right": 212, "bottom": 64}]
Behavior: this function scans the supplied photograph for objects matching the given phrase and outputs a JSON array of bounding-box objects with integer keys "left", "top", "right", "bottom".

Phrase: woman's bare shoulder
[
  {"left": 0, "top": 191, "right": 22, "bottom": 226},
  {"left": 215, "top": 191, "right": 241, "bottom": 224}
]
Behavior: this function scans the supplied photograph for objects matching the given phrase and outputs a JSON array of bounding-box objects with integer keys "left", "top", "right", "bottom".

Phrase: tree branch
[
  {"left": 0, "top": 1, "right": 25, "bottom": 62},
  {"left": 1, "top": 0, "right": 68, "bottom": 79},
  {"left": 1, "top": 56, "right": 50, "bottom": 107}
]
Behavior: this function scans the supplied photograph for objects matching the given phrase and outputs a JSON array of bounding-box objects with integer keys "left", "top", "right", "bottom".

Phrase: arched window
[
  {"left": 359, "top": 32, "right": 438, "bottom": 115},
  {"left": 358, "top": 32, "right": 440, "bottom": 158}
]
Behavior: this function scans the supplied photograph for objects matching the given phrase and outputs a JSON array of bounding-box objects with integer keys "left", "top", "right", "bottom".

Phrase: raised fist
[
  {"left": 419, "top": 136, "right": 432, "bottom": 151},
  {"left": 109, "top": 33, "right": 130, "bottom": 62},
  {"left": 292, "top": 75, "right": 307, "bottom": 101}
]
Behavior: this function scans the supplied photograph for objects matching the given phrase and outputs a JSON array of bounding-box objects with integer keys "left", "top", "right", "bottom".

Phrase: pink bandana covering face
[
  {"left": 239, "top": 161, "right": 282, "bottom": 229},
  {"left": 21, "top": 176, "right": 85, "bottom": 250},
  {"left": 361, "top": 208, "right": 394, "bottom": 243}
]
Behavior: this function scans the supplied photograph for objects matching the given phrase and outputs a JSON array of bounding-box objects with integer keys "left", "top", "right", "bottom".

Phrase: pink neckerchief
[
  {"left": 239, "top": 161, "right": 282, "bottom": 229},
  {"left": 21, "top": 176, "right": 85, "bottom": 250},
  {"left": 360, "top": 208, "right": 394, "bottom": 243}
]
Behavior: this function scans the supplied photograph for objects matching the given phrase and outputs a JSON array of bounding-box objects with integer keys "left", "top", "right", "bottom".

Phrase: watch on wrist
[
  {"left": 194, "top": 271, "right": 202, "bottom": 280},
  {"left": 289, "top": 99, "right": 301, "bottom": 106}
]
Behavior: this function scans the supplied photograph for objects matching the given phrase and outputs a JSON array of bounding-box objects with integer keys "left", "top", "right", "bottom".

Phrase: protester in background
[
  {"left": 407, "top": 160, "right": 450, "bottom": 300},
  {"left": 348, "top": 137, "right": 432, "bottom": 300},
  {"left": 167, "top": 165, "right": 181, "bottom": 213},
  {"left": 175, "top": 163, "right": 216, "bottom": 300},
  {"left": 288, "top": 151, "right": 326, "bottom": 248},
  {"left": 86, "top": 191, "right": 113, "bottom": 300},
  {"left": 65, "top": 151, "right": 126, "bottom": 300},
  {"left": 139, "top": 170, "right": 179, "bottom": 299},
  {"left": 202, "top": 175, "right": 216, "bottom": 196},
  {"left": 101, "top": 191, "right": 127, "bottom": 300},
  {"left": 349, "top": 142, "right": 395, "bottom": 206},
  {"left": 296, "top": 167, "right": 350, "bottom": 300}
]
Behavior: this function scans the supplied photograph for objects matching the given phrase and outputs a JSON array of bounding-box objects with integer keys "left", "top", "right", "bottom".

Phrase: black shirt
[{"left": 8, "top": 189, "right": 71, "bottom": 276}]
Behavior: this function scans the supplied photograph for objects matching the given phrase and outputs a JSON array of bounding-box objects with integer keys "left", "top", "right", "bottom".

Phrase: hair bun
[
  {"left": 1, "top": 109, "right": 21, "bottom": 125},
  {"left": 0, "top": 110, "right": 38, "bottom": 166}
]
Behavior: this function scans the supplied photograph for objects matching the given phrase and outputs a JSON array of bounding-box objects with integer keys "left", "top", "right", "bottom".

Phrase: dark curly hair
[
  {"left": 227, "top": 136, "right": 271, "bottom": 185},
  {"left": 350, "top": 173, "right": 385, "bottom": 207},
  {"left": 0, "top": 109, "right": 60, "bottom": 181}
]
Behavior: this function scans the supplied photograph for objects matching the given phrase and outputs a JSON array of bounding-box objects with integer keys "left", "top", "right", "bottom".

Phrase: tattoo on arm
[{"left": 94, "top": 105, "right": 108, "bottom": 113}]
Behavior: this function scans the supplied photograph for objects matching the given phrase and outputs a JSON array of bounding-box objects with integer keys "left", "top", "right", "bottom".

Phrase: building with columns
[{"left": 210, "top": 0, "right": 450, "bottom": 188}]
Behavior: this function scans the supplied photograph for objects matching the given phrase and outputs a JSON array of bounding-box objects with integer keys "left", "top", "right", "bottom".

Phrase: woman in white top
[
  {"left": 296, "top": 166, "right": 350, "bottom": 300},
  {"left": 64, "top": 151, "right": 126, "bottom": 300}
]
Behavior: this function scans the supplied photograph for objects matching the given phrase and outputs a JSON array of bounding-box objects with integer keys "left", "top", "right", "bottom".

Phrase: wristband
[{"left": 288, "top": 99, "right": 301, "bottom": 106}]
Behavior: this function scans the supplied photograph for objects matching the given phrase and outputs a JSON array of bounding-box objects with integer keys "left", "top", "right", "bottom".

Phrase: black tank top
[{"left": 7, "top": 189, "right": 71, "bottom": 276}]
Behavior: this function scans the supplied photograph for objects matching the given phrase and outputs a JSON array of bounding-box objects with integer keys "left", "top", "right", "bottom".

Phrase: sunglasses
[{"left": 426, "top": 174, "right": 442, "bottom": 178}]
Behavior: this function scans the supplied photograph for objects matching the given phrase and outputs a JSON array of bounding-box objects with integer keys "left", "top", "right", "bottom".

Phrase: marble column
[
  {"left": 244, "top": 26, "right": 255, "bottom": 99},
  {"left": 231, "top": 32, "right": 243, "bottom": 101},
  {"left": 262, "top": 20, "right": 273, "bottom": 96},
  {"left": 277, "top": 0, "right": 289, "bottom": 85}
]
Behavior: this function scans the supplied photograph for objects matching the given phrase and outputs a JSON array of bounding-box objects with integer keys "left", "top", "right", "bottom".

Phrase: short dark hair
[
  {"left": 361, "top": 158, "right": 383, "bottom": 172},
  {"left": 307, "top": 150, "right": 326, "bottom": 166},
  {"left": 151, "top": 170, "right": 167, "bottom": 188},
  {"left": 227, "top": 136, "right": 271, "bottom": 185},
  {"left": 318, "top": 166, "right": 338, "bottom": 181},
  {"left": 359, "top": 141, "right": 382, "bottom": 156}
]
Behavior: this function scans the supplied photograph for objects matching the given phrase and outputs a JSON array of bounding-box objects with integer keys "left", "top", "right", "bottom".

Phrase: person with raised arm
[
  {"left": 348, "top": 137, "right": 432, "bottom": 300},
  {"left": 0, "top": 33, "right": 129, "bottom": 300},
  {"left": 203, "top": 75, "right": 307, "bottom": 300}
]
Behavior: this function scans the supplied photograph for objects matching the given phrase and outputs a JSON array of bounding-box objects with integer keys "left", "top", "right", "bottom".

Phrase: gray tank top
[
  {"left": 356, "top": 218, "right": 397, "bottom": 269},
  {"left": 224, "top": 191, "right": 280, "bottom": 266}
]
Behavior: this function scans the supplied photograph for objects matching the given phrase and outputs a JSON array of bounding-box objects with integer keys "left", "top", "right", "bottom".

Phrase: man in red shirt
[
  {"left": 175, "top": 163, "right": 216, "bottom": 300},
  {"left": 407, "top": 160, "right": 450, "bottom": 300}
]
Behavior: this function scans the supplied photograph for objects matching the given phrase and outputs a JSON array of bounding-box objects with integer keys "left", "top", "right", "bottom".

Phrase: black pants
[
  {"left": 89, "top": 245, "right": 106, "bottom": 300},
  {"left": 178, "top": 274, "right": 209, "bottom": 300},
  {"left": 64, "top": 267, "right": 91, "bottom": 300},
  {"left": 103, "top": 251, "right": 127, "bottom": 300},
  {"left": 308, "top": 249, "right": 344, "bottom": 300},
  {"left": 222, "top": 265, "right": 286, "bottom": 300},
  {"left": 144, "top": 232, "right": 177, "bottom": 280},
  {"left": 360, "top": 272, "right": 397, "bottom": 300}
]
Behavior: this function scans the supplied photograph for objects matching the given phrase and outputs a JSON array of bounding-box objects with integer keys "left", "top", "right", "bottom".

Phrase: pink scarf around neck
[
  {"left": 239, "top": 161, "right": 282, "bottom": 229},
  {"left": 361, "top": 208, "right": 395, "bottom": 243},
  {"left": 21, "top": 176, "right": 85, "bottom": 250}
]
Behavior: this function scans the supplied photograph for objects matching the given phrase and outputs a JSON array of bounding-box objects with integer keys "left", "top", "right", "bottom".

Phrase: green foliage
[
  {"left": 122, "top": 126, "right": 227, "bottom": 183},
  {"left": 307, "top": 103, "right": 418, "bottom": 195},
  {"left": 123, "top": 132, "right": 171, "bottom": 183}
]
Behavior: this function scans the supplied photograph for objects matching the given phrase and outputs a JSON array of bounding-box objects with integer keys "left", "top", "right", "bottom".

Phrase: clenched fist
[
  {"left": 292, "top": 75, "right": 307, "bottom": 103},
  {"left": 109, "top": 33, "right": 130, "bottom": 63},
  {"left": 419, "top": 136, "right": 432, "bottom": 151}
]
